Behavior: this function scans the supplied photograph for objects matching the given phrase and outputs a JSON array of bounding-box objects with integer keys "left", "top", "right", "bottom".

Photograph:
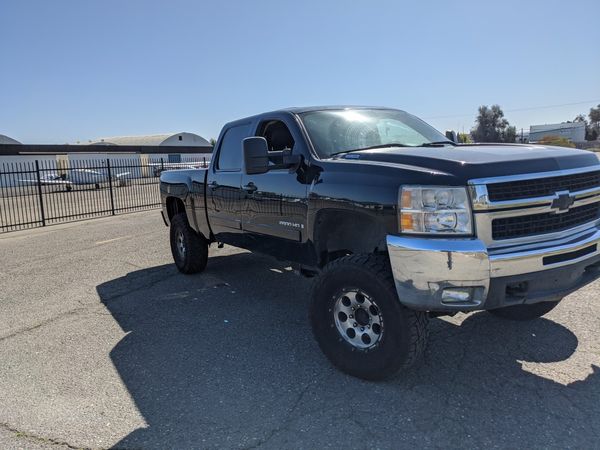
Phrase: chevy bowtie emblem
[{"left": 551, "top": 191, "right": 576, "bottom": 213}]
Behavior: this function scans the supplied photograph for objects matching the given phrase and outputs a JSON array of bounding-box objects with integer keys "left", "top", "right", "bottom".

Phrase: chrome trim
[
  {"left": 489, "top": 228, "right": 600, "bottom": 277},
  {"left": 469, "top": 185, "right": 600, "bottom": 212},
  {"left": 475, "top": 204, "right": 600, "bottom": 249},
  {"left": 468, "top": 165, "right": 600, "bottom": 247},
  {"left": 488, "top": 226, "right": 599, "bottom": 255},
  {"left": 386, "top": 235, "right": 489, "bottom": 311},
  {"left": 481, "top": 193, "right": 600, "bottom": 219},
  {"left": 478, "top": 220, "right": 600, "bottom": 249},
  {"left": 386, "top": 228, "right": 600, "bottom": 311}
]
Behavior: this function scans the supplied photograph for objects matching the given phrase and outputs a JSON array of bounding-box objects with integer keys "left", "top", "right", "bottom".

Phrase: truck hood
[{"left": 334, "top": 144, "right": 600, "bottom": 182}]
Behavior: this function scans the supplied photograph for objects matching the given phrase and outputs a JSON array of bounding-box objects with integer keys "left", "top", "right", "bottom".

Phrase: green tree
[
  {"left": 574, "top": 113, "right": 598, "bottom": 141},
  {"left": 209, "top": 138, "right": 217, "bottom": 146},
  {"left": 457, "top": 132, "right": 472, "bottom": 143},
  {"left": 471, "top": 105, "right": 514, "bottom": 143},
  {"left": 503, "top": 125, "right": 517, "bottom": 143},
  {"left": 588, "top": 105, "right": 600, "bottom": 141}
]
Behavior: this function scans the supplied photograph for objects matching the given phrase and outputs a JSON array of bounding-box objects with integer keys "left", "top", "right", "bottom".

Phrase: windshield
[{"left": 300, "top": 109, "right": 449, "bottom": 158}]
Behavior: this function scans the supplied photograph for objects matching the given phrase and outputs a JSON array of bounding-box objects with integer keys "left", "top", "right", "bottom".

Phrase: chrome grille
[
  {"left": 487, "top": 170, "right": 600, "bottom": 202},
  {"left": 469, "top": 166, "right": 600, "bottom": 247},
  {"left": 492, "top": 202, "right": 600, "bottom": 240}
]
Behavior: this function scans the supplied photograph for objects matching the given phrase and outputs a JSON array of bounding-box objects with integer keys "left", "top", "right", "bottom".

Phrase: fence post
[
  {"left": 106, "top": 159, "right": 115, "bottom": 215},
  {"left": 160, "top": 157, "right": 164, "bottom": 172},
  {"left": 34, "top": 160, "right": 46, "bottom": 226}
]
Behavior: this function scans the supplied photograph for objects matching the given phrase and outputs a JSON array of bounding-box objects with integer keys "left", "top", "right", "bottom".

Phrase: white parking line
[{"left": 95, "top": 236, "right": 130, "bottom": 245}]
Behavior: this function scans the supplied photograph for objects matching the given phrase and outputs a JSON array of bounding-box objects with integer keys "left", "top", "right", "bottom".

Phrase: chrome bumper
[{"left": 386, "top": 227, "right": 600, "bottom": 311}]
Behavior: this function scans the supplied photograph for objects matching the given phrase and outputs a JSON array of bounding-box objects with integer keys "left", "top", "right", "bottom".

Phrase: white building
[
  {"left": 1, "top": 132, "right": 212, "bottom": 173},
  {"left": 529, "top": 122, "right": 586, "bottom": 143},
  {"left": 89, "top": 132, "right": 210, "bottom": 147}
]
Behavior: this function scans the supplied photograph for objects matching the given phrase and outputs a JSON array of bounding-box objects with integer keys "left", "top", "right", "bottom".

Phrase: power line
[{"left": 423, "top": 99, "right": 600, "bottom": 120}]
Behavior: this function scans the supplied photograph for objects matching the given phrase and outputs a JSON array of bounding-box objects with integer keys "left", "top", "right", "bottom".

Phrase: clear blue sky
[{"left": 1, "top": 0, "right": 599, "bottom": 143}]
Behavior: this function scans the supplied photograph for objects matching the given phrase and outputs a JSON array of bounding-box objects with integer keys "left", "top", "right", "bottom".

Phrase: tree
[
  {"left": 504, "top": 125, "right": 517, "bottom": 143},
  {"left": 457, "top": 132, "right": 472, "bottom": 143},
  {"left": 574, "top": 113, "right": 598, "bottom": 141},
  {"left": 471, "top": 105, "right": 515, "bottom": 143},
  {"left": 209, "top": 138, "right": 217, "bottom": 146},
  {"left": 588, "top": 105, "right": 600, "bottom": 141}
]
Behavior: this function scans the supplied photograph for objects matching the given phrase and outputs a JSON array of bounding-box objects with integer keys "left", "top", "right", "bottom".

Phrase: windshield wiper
[
  {"left": 329, "top": 143, "right": 412, "bottom": 157},
  {"left": 419, "top": 141, "right": 456, "bottom": 147}
]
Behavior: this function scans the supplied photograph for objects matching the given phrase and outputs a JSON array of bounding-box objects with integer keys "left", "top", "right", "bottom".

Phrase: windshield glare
[{"left": 300, "top": 109, "right": 448, "bottom": 158}]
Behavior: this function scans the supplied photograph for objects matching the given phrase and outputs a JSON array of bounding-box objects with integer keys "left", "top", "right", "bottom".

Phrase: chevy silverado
[{"left": 160, "top": 106, "right": 600, "bottom": 380}]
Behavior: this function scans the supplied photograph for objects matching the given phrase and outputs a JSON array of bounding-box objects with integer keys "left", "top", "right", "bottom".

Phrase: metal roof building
[
  {"left": 529, "top": 122, "right": 586, "bottom": 143},
  {"left": 89, "top": 132, "right": 210, "bottom": 147},
  {"left": 0, "top": 134, "right": 21, "bottom": 145}
]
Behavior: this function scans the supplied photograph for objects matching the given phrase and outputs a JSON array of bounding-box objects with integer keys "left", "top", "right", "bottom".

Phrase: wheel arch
[
  {"left": 313, "top": 209, "right": 388, "bottom": 267},
  {"left": 165, "top": 196, "right": 186, "bottom": 221}
]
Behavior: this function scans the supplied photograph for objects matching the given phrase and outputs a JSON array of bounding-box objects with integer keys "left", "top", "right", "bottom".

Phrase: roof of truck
[
  {"left": 276, "top": 105, "right": 398, "bottom": 114},
  {"left": 222, "top": 106, "right": 406, "bottom": 131}
]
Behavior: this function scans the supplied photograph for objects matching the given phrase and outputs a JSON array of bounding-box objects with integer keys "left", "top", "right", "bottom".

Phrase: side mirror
[{"left": 243, "top": 137, "right": 269, "bottom": 175}]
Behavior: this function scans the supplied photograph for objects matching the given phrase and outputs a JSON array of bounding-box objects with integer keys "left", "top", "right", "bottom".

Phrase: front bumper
[{"left": 386, "top": 228, "right": 600, "bottom": 311}]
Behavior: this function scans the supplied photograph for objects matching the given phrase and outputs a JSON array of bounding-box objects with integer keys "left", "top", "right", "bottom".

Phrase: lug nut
[
  {"left": 353, "top": 323, "right": 357, "bottom": 327},
  {"left": 360, "top": 327, "right": 364, "bottom": 331},
  {"left": 349, "top": 315, "right": 353, "bottom": 319}
]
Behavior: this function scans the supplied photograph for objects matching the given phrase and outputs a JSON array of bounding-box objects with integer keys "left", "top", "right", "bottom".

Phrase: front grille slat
[
  {"left": 487, "top": 171, "right": 600, "bottom": 202},
  {"left": 492, "top": 203, "right": 600, "bottom": 240}
]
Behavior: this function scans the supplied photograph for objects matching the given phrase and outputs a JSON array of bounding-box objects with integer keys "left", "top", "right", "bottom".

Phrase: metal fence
[{"left": 0, "top": 156, "right": 209, "bottom": 233}]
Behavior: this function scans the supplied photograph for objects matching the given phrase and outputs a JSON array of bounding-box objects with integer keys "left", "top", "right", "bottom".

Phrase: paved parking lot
[
  {"left": 0, "top": 183, "right": 159, "bottom": 232},
  {"left": 0, "top": 211, "right": 599, "bottom": 449}
]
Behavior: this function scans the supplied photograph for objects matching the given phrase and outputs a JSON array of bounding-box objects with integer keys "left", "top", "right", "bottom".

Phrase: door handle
[
  {"left": 243, "top": 182, "right": 257, "bottom": 193},
  {"left": 209, "top": 180, "right": 219, "bottom": 190}
]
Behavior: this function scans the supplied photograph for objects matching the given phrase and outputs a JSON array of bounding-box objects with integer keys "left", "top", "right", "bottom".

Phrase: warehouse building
[
  {"left": 0, "top": 131, "right": 212, "bottom": 169},
  {"left": 0, "top": 134, "right": 21, "bottom": 145},
  {"left": 89, "top": 132, "right": 210, "bottom": 147}
]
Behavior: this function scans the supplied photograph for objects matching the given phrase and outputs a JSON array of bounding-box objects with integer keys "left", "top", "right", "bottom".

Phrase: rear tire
[
  {"left": 170, "top": 213, "right": 208, "bottom": 274},
  {"left": 488, "top": 300, "right": 560, "bottom": 321},
  {"left": 310, "top": 254, "right": 429, "bottom": 380}
]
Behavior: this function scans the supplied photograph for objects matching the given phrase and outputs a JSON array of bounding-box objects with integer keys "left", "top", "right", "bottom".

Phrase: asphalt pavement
[{"left": 0, "top": 211, "right": 599, "bottom": 449}]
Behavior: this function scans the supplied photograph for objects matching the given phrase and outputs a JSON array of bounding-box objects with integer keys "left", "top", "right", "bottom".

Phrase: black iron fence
[{"left": 0, "top": 156, "right": 209, "bottom": 233}]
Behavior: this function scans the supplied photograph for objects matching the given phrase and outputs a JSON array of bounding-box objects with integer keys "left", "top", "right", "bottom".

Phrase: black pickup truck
[{"left": 160, "top": 106, "right": 600, "bottom": 380}]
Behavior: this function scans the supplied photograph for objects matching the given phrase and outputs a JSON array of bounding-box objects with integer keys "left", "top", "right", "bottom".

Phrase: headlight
[{"left": 399, "top": 186, "right": 473, "bottom": 235}]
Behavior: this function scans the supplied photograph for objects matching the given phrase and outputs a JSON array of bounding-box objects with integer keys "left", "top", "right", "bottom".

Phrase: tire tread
[
  {"left": 311, "top": 253, "right": 429, "bottom": 379},
  {"left": 170, "top": 213, "right": 208, "bottom": 274}
]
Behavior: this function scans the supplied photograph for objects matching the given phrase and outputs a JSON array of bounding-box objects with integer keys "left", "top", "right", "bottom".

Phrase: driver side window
[{"left": 257, "top": 120, "right": 295, "bottom": 152}]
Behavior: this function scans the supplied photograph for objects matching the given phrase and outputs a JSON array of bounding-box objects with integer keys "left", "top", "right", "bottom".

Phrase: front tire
[
  {"left": 488, "top": 300, "right": 560, "bottom": 321},
  {"left": 310, "top": 254, "right": 429, "bottom": 380},
  {"left": 170, "top": 213, "right": 208, "bottom": 274}
]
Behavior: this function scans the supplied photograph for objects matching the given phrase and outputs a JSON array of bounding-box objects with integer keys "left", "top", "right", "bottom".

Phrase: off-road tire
[
  {"left": 310, "top": 253, "right": 429, "bottom": 380},
  {"left": 488, "top": 300, "right": 560, "bottom": 321},
  {"left": 170, "top": 213, "right": 208, "bottom": 274}
]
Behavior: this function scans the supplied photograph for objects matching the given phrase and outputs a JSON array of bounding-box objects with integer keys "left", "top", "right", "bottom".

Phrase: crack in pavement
[
  {"left": 0, "top": 422, "right": 98, "bottom": 450},
  {"left": 243, "top": 382, "right": 313, "bottom": 449},
  {"left": 0, "top": 306, "right": 90, "bottom": 344},
  {"left": 0, "top": 267, "right": 184, "bottom": 343}
]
